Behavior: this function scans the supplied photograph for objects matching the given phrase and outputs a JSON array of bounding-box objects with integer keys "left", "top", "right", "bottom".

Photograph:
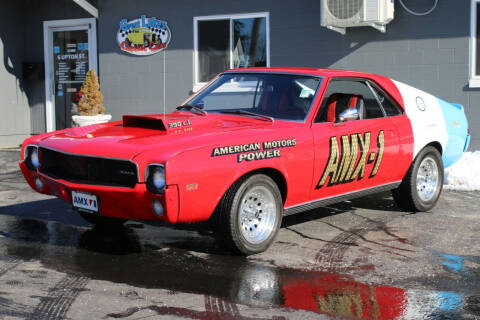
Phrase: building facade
[{"left": 1, "top": 0, "right": 479, "bottom": 150}]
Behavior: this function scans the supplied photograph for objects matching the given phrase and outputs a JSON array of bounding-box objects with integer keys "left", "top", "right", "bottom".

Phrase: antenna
[{"left": 163, "top": 49, "right": 166, "bottom": 120}]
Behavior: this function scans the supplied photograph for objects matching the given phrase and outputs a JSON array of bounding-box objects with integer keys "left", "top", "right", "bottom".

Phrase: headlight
[
  {"left": 25, "top": 145, "right": 40, "bottom": 171},
  {"left": 146, "top": 165, "right": 165, "bottom": 193}
]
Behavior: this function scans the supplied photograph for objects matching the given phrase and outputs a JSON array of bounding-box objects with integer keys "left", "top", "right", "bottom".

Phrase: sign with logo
[{"left": 117, "top": 15, "right": 171, "bottom": 56}]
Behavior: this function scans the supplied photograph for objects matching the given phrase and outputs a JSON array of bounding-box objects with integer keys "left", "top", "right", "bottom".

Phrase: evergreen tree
[{"left": 77, "top": 69, "right": 106, "bottom": 116}]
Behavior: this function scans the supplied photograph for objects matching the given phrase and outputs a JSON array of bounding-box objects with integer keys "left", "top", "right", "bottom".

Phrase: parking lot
[{"left": 0, "top": 150, "right": 479, "bottom": 319}]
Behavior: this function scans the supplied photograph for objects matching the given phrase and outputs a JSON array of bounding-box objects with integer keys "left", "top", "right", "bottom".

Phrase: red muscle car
[{"left": 20, "top": 68, "right": 470, "bottom": 255}]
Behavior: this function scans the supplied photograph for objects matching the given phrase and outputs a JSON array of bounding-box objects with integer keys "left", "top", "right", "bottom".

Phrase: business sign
[{"left": 117, "top": 15, "right": 171, "bottom": 56}]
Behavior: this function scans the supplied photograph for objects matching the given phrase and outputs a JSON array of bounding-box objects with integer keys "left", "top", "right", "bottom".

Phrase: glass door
[
  {"left": 44, "top": 19, "right": 97, "bottom": 131},
  {"left": 53, "top": 29, "right": 89, "bottom": 130}
]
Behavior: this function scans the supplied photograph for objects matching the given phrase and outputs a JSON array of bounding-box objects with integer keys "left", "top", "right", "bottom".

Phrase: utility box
[{"left": 321, "top": 0, "right": 394, "bottom": 34}]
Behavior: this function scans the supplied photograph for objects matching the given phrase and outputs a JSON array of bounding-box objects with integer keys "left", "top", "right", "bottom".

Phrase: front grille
[{"left": 39, "top": 147, "right": 138, "bottom": 188}]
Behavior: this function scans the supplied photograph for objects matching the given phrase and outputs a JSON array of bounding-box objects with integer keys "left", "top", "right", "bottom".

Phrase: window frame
[
  {"left": 367, "top": 80, "right": 404, "bottom": 117},
  {"left": 315, "top": 77, "right": 399, "bottom": 123},
  {"left": 193, "top": 12, "right": 270, "bottom": 92},
  {"left": 470, "top": 0, "right": 480, "bottom": 87}
]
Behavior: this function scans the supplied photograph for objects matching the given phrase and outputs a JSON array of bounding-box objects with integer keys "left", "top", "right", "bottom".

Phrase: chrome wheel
[
  {"left": 416, "top": 156, "right": 439, "bottom": 202},
  {"left": 238, "top": 185, "right": 277, "bottom": 245}
]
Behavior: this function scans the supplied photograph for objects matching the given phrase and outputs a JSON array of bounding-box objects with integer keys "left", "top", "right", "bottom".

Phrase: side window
[
  {"left": 369, "top": 83, "right": 403, "bottom": 116},
  {"left": 315, "top": 79, "right": 384, "bottom": 122}
]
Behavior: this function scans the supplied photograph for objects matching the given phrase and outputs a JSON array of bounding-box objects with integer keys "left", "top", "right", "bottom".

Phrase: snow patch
[{"left": 444, "top": 151, "right": 480, "bottom": 191}]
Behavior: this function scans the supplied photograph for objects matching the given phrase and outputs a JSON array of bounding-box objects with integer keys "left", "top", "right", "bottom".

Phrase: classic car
[
  {"left": 126, "top": 27, "right": 160, "bottom": 48},
  {"left": 19, "top": 68, "right": 470, "bottom": 255}
]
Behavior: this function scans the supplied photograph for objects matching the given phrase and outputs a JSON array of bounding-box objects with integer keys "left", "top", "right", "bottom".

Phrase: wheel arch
[
  {"left": 220, "top": 167, "right": 288, "bottom": 206},
  {"left": 244, "top": 168, "right": 288, "bottom": 204},
  {"left": 410, "top": 141, "right": 443, "bottom": 172},
  {"left": 418, "top": 141, "right": 443, "bottom": 158}
]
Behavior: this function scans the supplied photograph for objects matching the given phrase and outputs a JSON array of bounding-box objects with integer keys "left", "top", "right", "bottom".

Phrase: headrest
[{"left": 348, "top": 94, "right": 364, "bottom": 109}]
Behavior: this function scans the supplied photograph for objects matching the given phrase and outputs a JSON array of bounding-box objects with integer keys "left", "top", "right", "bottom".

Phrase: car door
[{"left": 310, "top": 78, "right": 401, "bottom": 201}]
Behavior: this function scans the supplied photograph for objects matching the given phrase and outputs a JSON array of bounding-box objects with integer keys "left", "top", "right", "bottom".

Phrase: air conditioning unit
[{"left": 321, "top": 0, "right": 394, "bottom": 34}]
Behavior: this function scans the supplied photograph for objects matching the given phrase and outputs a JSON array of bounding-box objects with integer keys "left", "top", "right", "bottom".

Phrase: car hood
[{"left": 38, "top": 112, "right": 276, "bottom": 160}]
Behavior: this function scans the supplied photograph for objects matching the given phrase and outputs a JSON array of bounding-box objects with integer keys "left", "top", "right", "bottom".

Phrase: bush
[{"left": 77, "top": 69, "right": 106, "bottom": 116}]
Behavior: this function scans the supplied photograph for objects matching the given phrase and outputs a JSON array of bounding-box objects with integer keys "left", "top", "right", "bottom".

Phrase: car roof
[{"left": 227, "top": 67, "right": 380, "bottom": 78}]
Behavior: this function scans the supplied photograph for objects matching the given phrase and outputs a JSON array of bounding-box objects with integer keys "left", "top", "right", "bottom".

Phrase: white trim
[
  {"left": 194, "top": 11, "right": 270, "bottom": 22},
  {"left": 470, "top": 0, "right": 480, "bottom": 87},
  {"left": 72, "top": 0, "right": 98, "bottom": 18},
  {"left": 193, "top": 12, "right": 270, "bottom": 91},
  {"left": 193, "top": 18, "right": 198, "bottom": 92},
  {"left": 469, "top": 78, "right": 480, "bottom": 87},
  {"left": 43, "top": 18, "right": 97, "bottom": 132}
]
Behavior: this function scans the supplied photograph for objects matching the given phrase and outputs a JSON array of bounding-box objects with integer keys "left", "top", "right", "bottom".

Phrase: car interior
[{"left": 323, "top": 93, "right": 366, "bottom": 122}]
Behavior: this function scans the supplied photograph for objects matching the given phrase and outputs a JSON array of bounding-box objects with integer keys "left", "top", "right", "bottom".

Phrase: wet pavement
[{"left": 0, "top": 158, "right": 480, "bottom": 319}]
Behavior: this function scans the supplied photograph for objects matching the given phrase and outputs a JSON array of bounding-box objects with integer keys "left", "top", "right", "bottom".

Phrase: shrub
[{"left": 77, "top": 69, "right": 106, "bottom": 116}]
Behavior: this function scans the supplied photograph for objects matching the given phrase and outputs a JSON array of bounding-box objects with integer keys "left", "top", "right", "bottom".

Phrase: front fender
[
  {"left": 168, "top": 145, "right": 291, "bottom": 223},
  {"left": 20, "top": 129, "right": 70, "bottom": 160}
]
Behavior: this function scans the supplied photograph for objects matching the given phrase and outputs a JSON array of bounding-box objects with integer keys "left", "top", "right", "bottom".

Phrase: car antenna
[{"left": 163, "top": 49, "right": 166, "bottom": 120}]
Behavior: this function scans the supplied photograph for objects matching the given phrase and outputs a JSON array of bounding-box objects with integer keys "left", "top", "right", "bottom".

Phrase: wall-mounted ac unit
[{"left": 321, "top": 0, "right": 394, "bottom": 34}]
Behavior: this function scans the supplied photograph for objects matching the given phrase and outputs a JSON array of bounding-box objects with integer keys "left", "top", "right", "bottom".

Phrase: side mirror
[{"left": 338, "top": 108, "right": 359, "bottom": 122}]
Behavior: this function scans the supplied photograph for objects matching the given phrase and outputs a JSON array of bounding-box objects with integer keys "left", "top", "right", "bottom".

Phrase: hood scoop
[{"left": 123, "top": 115, "right": 167, "bottom": 131}]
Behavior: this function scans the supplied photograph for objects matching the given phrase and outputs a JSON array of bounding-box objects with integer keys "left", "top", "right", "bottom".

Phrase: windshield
[{"left": 186, "top": 73, "right": 322, "bottom": 121}]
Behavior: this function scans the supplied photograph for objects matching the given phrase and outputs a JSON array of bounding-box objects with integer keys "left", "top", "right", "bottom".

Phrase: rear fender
[{"left": 393, "top": 81, "right": 469, "bottom": 167}]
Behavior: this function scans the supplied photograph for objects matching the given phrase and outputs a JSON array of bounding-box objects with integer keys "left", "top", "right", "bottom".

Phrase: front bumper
[{"left": 19, "top": 161, "right": 179, "bottom": 222}]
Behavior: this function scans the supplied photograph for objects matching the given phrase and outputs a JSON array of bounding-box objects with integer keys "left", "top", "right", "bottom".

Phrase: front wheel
[
  {"left": 392, "top": 146, "right": 443, "bottom": 212},
  {"left": 212, "top": 174, "right": 283, "bottom": 255}
]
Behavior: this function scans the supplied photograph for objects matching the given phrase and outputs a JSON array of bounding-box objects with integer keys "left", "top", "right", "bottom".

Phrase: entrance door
[{"left": 43, "top": 18, "right": 97, "bottom": 132}]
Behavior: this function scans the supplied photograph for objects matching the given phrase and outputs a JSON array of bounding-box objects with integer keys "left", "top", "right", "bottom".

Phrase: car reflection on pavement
[{"left": 0, "top": 213, "right": 471, "bottom": 319}]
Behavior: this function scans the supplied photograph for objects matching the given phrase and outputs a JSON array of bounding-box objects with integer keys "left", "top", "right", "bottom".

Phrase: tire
[
  {"left": 392, "top": 146, "right": 443, "bottom": 212},
  {"left": 212, "top": 174, "right": 283, "bottom": 255},
  {"left": 79, "top": 212, "right": 126, "bottom": 228}
]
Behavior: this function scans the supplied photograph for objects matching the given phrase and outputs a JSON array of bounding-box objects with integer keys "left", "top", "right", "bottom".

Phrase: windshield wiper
[
  {"left": 176, "top": 104, "right": 208, "bottom": 116},
  {"left": 219, "top": 110, "right": 274, "bottom": 122}
]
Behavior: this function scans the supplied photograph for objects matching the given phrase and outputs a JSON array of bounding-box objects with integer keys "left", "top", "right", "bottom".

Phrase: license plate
[{"left": 72, "top": 191, "right": 99, "bottom": 213}]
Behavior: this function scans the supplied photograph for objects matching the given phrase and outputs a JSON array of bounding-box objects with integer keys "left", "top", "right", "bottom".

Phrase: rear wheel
[
  {"left": 392, "top": 146, "right": 443, "bottom": 212},
  {"left": 79, "top": 212, "right": 126, "bottom": 228},
  {"left": 212, "top": 174, "right": 283, "bottom": 255}
]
